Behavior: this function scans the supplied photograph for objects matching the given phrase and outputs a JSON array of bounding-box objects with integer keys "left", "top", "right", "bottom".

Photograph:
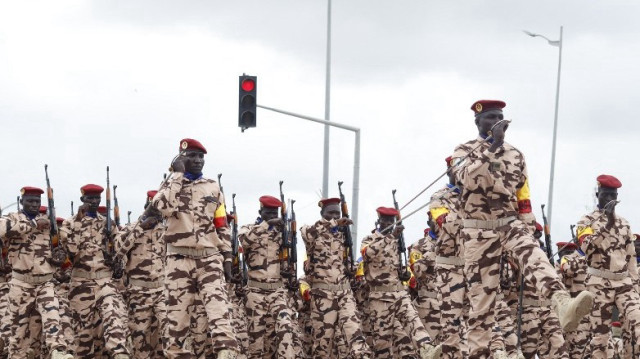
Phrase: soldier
[
  {"left": 0, "top": 224, "right": 11, "bottom": 359},
  {"left": 609, "top": 321, "right": 624, "bottom": 359},
  {"left": 301, "top": 197, "right": 371, "bottom": 359},
  {"left": 59, "top": 184, "right": 130, "bottom": 359},
  {"left": 0, "top": 187, "right": 73, "bottom": 359},
  {"left": 576, "top": 174, "right": 640, "bottom": 358},
  {"left": 150, "top": 138, "right": 238, "bottom": 359},
  {"left": 360, "top": 206, "right": 441, "bottom": 358},
  {"left": 557, "top": 241, "right": 590, "bottom": 359},
  {"left": 52, "top": 216, "right": 75, "bottom": 357},
  {"left": 450, "top": 99, "right": 593, "bottom": 358},
  {"left": 114, "top": 190, "right": 166, "bottom": 358},
  {"left": 240, "top": 195, "right": 298, "bottom": 358},
  {"left": 409, "top": 229, "right": 441, "bottom": 345}
]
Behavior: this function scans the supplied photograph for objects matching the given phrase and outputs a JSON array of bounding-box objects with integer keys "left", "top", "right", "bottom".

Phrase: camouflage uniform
[
  {"left": 577, "top": 210, "right": 640, "bottom": 358},
  {"left": 301, "top": 218, "right": 371, "bottom": 359},
  {"left": 297, "top": 277, "right": 312, "bottom": 359},
  {"left": 60, "top": 212, "right": 130, "bottom": 358},
  {"left": 0, "top": 250, "right": 11, "bottom": 358},
  {"left": 0, "top": 211, "right": 69, "bottom": 358},
  {"left": 451, "top": 136, "right": 576, "bottom": 358},
  {"left": 609, "top": 323, "right": 624, "bottom": 359},
  {"left": 225, "top": 283, "right": 248, "bottom": 359},
  {"left": 361, "top": 230, "right": 435, "bottom": 357},
  {"left": 409, "top": 233, "right": 441, "bottom": 343},
  {"left": 240, "top": 219, "right": 298, "bottom": 359},
  {"left": 150, "top": 171, "right": 239, "bottom": 358},
  {"left": 558, "top": 251, "right": 591, "bottom": 358},
  {"left": 429, "top": 185, "right": 467, "bottom": 359},
  {"left": 114, "top": 221, "right": 167, "bottom": 358}
]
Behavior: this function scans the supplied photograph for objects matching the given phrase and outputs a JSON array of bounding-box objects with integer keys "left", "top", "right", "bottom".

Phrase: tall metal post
[
  {"left": 546, "top": 26, "right": 563, "bottom": 227},
  {"left": 322, "top": 0, "right": 332, "bottom": 198}
]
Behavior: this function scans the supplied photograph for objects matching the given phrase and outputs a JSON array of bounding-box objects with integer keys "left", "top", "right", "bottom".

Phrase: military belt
[
  {"left": 129, "top": 278, "right": 164, "bottom": 289},
  {"left": 521, "top": 298, "right": 551, "bottom": 307},
  {"left": 587, "top": 267, "right": 628, "bottom": 281},
  {"left": 247, "top": 280, "right": 285, "bottom": 290},
  {"left": 435, "top": 256, "right": 465, "bottom": 266},
  {"left": 72, "top": 269, "right": 111, "bottom": 280},
  {"left": 311, "top": 282, "right": 350, "bottom": 291},
  {"left": 11, "top": 272, "right": 53, "bottom": 285},
  {"left": 462, "top": 216, "right": 516, "bottom": 230},
  {"left": 167, "top": 244, "right": 218, "bottom": 258},
  {"left": 370, "top": 283, "right": 405, "bottom": 293}
]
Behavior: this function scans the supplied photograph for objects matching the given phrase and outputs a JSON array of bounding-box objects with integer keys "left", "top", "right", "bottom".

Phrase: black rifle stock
[
  {"left": 44, "top": 165, "right": 59, "bottom": 251},
  {"left": 541, "top": 204, "right": 553, "bottom": 264},
  {"left": 392, "top": 189, "right": 409, "bottom": 276},
  {"left": 338, "top": 181, "right": 355, "bottom": 276}
]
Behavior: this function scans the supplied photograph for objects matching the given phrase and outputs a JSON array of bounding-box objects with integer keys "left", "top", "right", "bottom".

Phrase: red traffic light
[{"left": 241, "top": 79, "right": 255, "bottom": 92}]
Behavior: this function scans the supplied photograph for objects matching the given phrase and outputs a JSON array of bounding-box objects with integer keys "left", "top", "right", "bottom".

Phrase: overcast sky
[{"left": 1, "top": 1, "right": 638, "bottom": 257}]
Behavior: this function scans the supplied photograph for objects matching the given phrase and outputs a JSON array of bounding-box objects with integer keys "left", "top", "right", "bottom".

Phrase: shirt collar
[
  {"left": 479, "top": 133, "right": 494, "bottom": 144},
  {"left": 184, "top": 171, "right": 203, "bottom": 181},
  {"left": 446, "top": 183, "right": 460, "bottom": 194},
  {"left": 21, "top": 210, "right": 37, "bottom": 221}
]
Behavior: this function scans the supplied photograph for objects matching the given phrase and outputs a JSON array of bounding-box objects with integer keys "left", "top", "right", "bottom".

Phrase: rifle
[
  {"left": 231, "top": 193, "right": 243, "bottom": 284},
  {"left": 392, "top": 189, "right": 409, "bottom": 277},
  {"left": 338, "top": 181, "right": 355, "bottom": 276},
  {"left": 113, "top": 185, "right": 120, "bottom": 228},
  {"left": 16, "top": 196, "right": 20, "bottom": 212},
  {"left": 516, "top": 272, "right": 525, "bottom": 352},
  {"left": 288, "top": 199, "right": 298, "bottom": 288},
  {"left": 44, "top": 165, "right": 59, "bottom": 250},
  {"left": 279, "top": 181, "right": 291, "bottom": 263},
  {"left": 127, "top": 211, "right": 132, "bottom": 225},
  {"left": 541, "top": 204, "right": 553, "bottom": 264},
  {"left": 71, "top": 201, "right": 74, "bottom": 216},
  {"left": 105, "top": 166, "right": 113, "bottom": 255}
]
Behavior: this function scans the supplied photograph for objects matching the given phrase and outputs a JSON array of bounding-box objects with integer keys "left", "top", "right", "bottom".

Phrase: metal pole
[
  {"left": 351, "top": 129, "right": 360, "bottom": 249},
  {"left": 547, "top": 26, "right": 563, "bottom": 227},
  {"left": 322, "top": 0, "right": 332, "bottom": 198}
]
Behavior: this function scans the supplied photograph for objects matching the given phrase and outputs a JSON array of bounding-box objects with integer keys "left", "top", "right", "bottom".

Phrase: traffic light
[{"left": 238, "top": 75, "right": 257, "bottom": 131}]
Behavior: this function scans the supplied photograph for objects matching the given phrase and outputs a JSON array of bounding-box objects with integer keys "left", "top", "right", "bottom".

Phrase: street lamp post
[
  {"left": 524, "top": 26, "right": 563, "bottom": 229},
  {"left": 322, "top": 0, "right": 332, "bottom": 198}
]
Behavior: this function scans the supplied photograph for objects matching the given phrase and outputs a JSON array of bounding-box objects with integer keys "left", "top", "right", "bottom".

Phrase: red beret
[
  {"left": 318, "top": 198, "right": 341, "bottom": 208},
  {"left": 611, "top": 321, "right": 621, "bottom": 328},
  {"left": 535, "top": 222, "right": 543, "bottom": 231},
  {"left": 97, "top": 206, "right": 107, "bottom": 215},
  {"left": 376, "top": 207, "right": 399, "bottom": 217},
  {"left": 81, "top": 184, "right": 104, "bottom": 195},
  {"left": 20, "top": 186, "right": 44, "bottom": 196},
  {"left": 56, "top": 217, "right": 64, "bottom": 224},
  {"left": 147, "top": 190, "right": 158, "bottom": 201},
  {"left": 424, "top": 228, "right": 431, "bottom": 236},
  {"left": 39, "top": 206, "right": 48, "bottom": 214},
  {"left": 179, "top": 138, "right": 207, "bottom": 154},
  {"left": 556, "top": 242, "right": 578, "bottom": 251},
  {"left": 226, "top": 213, "right": 236, "bottom": 223},
  {"left": 635, "top": 234, "right": 639, "bottom": 241},
  {"left": 445, "top": 156, "right": 454, "bottom": 168},
  {"left": 597, "top": 174, "right": 622, "bottom": 189},
  {"left": 259, "top": 195, "right": 282, "bottom": 208},
  {"left": 471, "top": 100, "right": 506, "bottom": 116}
]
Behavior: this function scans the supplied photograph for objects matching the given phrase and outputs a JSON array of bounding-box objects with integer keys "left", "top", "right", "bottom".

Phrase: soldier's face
[
  {"left": 475, "top": 110, "right": 504, "bottom": 136},
  {"left": 259, "top": 207, "right": 279, "bottom": 222},
  {"left": 378, "top": 215, "right": 395, "bottom": 233},
  {"left": 596, "top": 187, "right": 618, "bottom": 209},
  {"left": 321, "top": 204, "right": 341, "bottom": 221},
  {"left": 81, "top": 195, "right": 101, "bottom": 212},
  {"left": 21, "top": 195, "right": 41, "bottom": 216},
  {"left": 634, "top": 239, "right": 640, "bottom": 257},
  {"left": 183, "top": 150, "right": 205, "bottom": 174}
]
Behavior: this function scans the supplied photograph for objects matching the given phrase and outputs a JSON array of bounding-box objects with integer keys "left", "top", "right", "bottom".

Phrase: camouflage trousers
[
  {"left": 461, "top": 222, "right": 565, "bottom": 358},
  {"left": 164, "top": 254, "right": 238, "bottom": 358},
  {"left": 490, "top": 295, "right": 517, "bottom": 356},
  {"left": 126, "top": 285, "right": 166, "bottom": 358},
  {"left": 367, "top": 290, "right": 430, "bottom": 358},
  {"left": 0, "top": 279, "right": 10, "bottom": 357},
  {"left": 298, "top": 306, "right": 312, "bottom": 359},
  {"left": 54, "top": 282, "right": 75, "bottom": 356},
  {"left": 227, "top": 284, "right": 249, "bottom": 358},
  {"left": 245, "top": 286, "right": 298, "bottom": 358},
  {"left": 519, "top": 303, "right": 568, "bottom": 358},
  {"left": 8, "top": 279, "right": 66, "bottom": 358},
  {"left": 436, "top": 264, "right": 468, "bottom": 359},
  {"left": 310, "top": 287, "right": 371, "bottom": 359},
  {"left": 69, "top": 277, "right": 130, "bottom": 358},
  {"left": 586, "top": 279, "right": 640, "bottom": 359},
  {"left": 609, "top": 336, "right": 624, "bottom": 358},
  {"left": 413, "top": 288, "right": 440, "bottom": 343},
  {"left": 564, "top": 309, "right": 591, "bottom": 359}
]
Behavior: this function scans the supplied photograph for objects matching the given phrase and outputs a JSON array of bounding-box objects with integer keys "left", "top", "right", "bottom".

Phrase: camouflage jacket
[
  {"left": 60, "top": 212, "right": 119, "bottom": 274},
  {"left": 451, "top": 137, "right": 536, "bottom": 227},
  {"left": 429, "top": 185, "right": 463, "bottom": 258},
  {"left": 558, "top": 251, "right": 588, "bottom": 296},
  {"left": 301, "top": 218, "right": 350, "bottom": 286},
  {"left": 409, "top": 235, "right": 437, "bottom": 294},
  {"left": 114, "top": 221, "right": 166, "bottom": 284},
  {"left": 577, "top": 210, "right": 638, "bottom": 285},
  {"left": 240, "top": 220, "right": 285, "bottom": 284},
  {"left": 151, "top": 172, "right": 231, "bottom": 254},
  {"left": 0, "top": 212, "right": 56, "bottom": 276},
  {"left": 360, "top": 230, "right": 402, "bottom": 286}
]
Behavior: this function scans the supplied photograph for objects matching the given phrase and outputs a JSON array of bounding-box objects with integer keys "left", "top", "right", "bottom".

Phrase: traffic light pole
[{"left": 257, "top": 103, "right": 361, "bottom": 247}]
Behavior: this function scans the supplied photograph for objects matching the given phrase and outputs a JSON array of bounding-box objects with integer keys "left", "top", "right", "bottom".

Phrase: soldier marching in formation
[{"left": 0, "top": 99, "right": 638, "bottom": 359}]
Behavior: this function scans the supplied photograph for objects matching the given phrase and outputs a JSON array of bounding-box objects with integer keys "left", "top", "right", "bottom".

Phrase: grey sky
[{"left": 0, "top": 1, "right": 638, "bottom": 255}]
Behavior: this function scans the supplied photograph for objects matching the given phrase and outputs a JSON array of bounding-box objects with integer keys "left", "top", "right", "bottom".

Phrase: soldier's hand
[
  {"left": 399, "top": 269, "right": 412, "bottom": 282},
  {"left": 392, "top": 224, "right": 405, "bottom": 238},
  {"left": 77, "top": 203, "right": 89, "bottom": 219},
  {"left": 36, "top": 218, "right": 50, "bottom": 231},
  {"left": 488, "top": 120, "right": 508, "bottom": 151},
  {"left": 223, "top": 261, "right": 234, "bottom": 283},
  {"left": 267, "top": 218, "right": 284, "bottom": 228},
  {"left": 336, "top": 218, "right": 353, "bottom": 227},
  {"left": 139, "top": 215, "right": 159, "bottom": 230},
  {"left": 50, "top": 247, "right": 67, "bottom": 266},
  {"left": 54, "top": 271, "right": 71, "bottom": 284},
  {"left": 111, "top": 258, "right": 124, "bottom": 279},
  {"left": 102, "top": 249, "right": 114, "bottom": 266},
  {"left": 171, "top": 155, "right": 186, "bottom": 173}
]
